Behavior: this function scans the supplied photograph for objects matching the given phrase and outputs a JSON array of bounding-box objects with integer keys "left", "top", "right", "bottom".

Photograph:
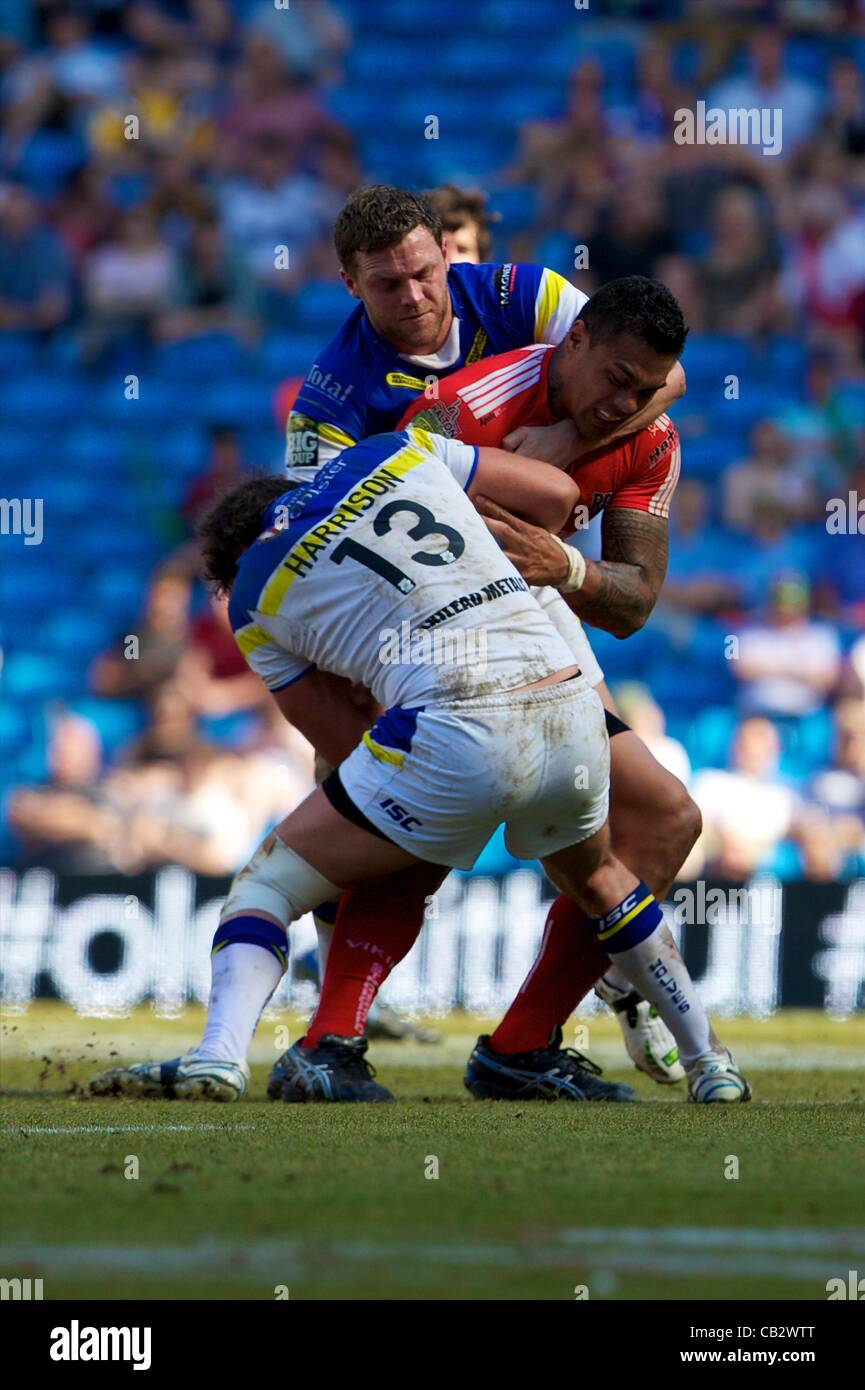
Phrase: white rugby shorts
[{"left": 336, "top": 676, "right": 610, "bottom": 870}]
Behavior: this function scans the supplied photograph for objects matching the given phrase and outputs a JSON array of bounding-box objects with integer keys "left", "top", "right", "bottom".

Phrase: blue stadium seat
[
  {"left": 490, "top": 186, "right": 538, "bottom": 236},
  {"left": 534, "top": 232, "right": 578, "bottom": 277},
  {"left": 479, "top": 0, "right": 564, "bottom": 34},
  {"left": 688, "top": 706, "right": 738, "bottom": 770},
  {"left": 155, "top": 335, "right": 249, "bottom": 381},
  {"left": 15, "top": 130, "right": 87, "bottom": 197},
  {"left": 0, "top": 373, "right": 89, "bottom": 424},
  {"left": 0, "top": 334, "right": 37, "bottom": 375},
  {"left": 92, "top": 377, "right": 188, "bottom": 426},
  {"left": 287, "top": 281, "right": 352, "bottom": 334},
  {"left": 199, "top": 378, "right": 279, "bottom": 428},
  {"left": 3, "top": 651, "right": 80, "bottom": 700},
  {"left": 257, "top": 332, "right": 325, "bottom": 377},
  {"left": 348, "top": 41, "right": 416, "bottom": 86}
]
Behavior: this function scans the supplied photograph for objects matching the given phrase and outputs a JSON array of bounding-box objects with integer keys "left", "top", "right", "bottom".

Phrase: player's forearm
[{"left": 563, "top": 558, "right": 657, "bottom": 638}]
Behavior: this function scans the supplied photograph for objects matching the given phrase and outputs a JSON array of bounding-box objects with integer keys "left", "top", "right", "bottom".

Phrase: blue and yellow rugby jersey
[
  {"left": 286, "top": 261, "right": 587, "bottom": 473},
  {"left": 231, "top": 427, "right": 576, "bottom": 711}
]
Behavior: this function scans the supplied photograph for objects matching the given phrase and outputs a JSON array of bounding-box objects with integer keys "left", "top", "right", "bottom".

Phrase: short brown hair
[
  {"left": 424, "top": 184, "right": 497, "bottom": 260},
  {"left": 334, "top": 185, "right": 442, "bottom": 272}
]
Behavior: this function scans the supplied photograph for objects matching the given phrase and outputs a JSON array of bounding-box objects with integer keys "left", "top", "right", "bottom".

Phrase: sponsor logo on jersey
[
  {"left": 407, "top": 399, "right": 462, "bottom": 438},
  {"left": 385, "top": 370, "right": 427, "bottom": 391},
  {"left": 647, "top": 433, "right": 674, "bottom": 469},
  {"left": 286, "top": 414, "right": 320, "bottom": 470},
  {"left": 465, "top": 328, "right": 488, "bottom": 365},
  {"left": 590, "top": 490, "right": 614, "bottom": 513},
  {"left": 494, "top": 262, "right": 517, "bottom": 307},
  {"left": 306, "top": 363, "right": 355, "bottom": 403}
]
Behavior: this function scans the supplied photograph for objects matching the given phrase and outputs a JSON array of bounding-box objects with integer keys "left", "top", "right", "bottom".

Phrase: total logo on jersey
[{"left": 306, "top": 363, "right": 355, "bottom": 403}]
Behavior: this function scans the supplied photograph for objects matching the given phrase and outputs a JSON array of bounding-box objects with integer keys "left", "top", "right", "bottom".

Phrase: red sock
[
  {"left": 303, "top": 863, "right": 445, "bottom": 1046},
  {"left": 489, "top": 893, "right": 610, "bottom": 1053}
]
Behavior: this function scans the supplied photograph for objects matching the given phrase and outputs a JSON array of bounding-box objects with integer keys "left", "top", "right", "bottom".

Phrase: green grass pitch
[{"left": 1, "top": 1004, "right": 863, "bottom": 1300}]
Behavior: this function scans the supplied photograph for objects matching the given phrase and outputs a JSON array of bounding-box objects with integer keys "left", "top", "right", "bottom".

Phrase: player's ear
[
  {"left": 339, "top": 266, "right": 359, "bottom": 299},
  {"left": 568, "top": 319, "right": 589, "bottom": 353}
]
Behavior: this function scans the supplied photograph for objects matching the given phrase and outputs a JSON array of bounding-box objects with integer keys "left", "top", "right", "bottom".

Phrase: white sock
[
  {"left": 612, "top": 926, "right": 712, "bottom": 1064},
  {"left": 314, "top": 912, "right": 335, "bottom": 977},
  {"left": 601, "top": 964, "right": 631, "bottom": 994},
  {"left": 188, "top": 944, "right": 284, "bottom": 1063}
]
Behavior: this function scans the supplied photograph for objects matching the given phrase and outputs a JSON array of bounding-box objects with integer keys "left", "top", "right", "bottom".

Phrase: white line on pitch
[{"left": 0, "top": 1124, "right": 258, "bottom": 1135}]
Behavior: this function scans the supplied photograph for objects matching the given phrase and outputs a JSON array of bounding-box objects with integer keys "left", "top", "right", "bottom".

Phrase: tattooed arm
[
  {"left": 473, "top": 498, "right": 668, "bottom": 639},
  {"left": 565, "top": 507, "right": 669, "bottom": 638}
]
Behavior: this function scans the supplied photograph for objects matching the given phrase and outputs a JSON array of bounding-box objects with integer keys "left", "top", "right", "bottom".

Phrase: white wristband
[{"left": 551, "top": 534, "right": 587, "bottom": 592}]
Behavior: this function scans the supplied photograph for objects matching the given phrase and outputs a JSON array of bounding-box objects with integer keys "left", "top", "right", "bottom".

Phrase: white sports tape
[
  {"left": 551, "top": 534, "right": 587, "bottom": 592},
  {"left": 221, "top": 836, "right": 342, "bottom": 928}
]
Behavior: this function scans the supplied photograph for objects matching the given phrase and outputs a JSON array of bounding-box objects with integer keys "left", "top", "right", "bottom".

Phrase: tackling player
[
  {"left": 282, "top": 187, "right": 690, "bottom": 1083},
  {"left": 274, "top": 278, "right": 742, "bottom": 1105},
  {"left": 92, "top": 427, "right": 748, "bottom": 1106}
]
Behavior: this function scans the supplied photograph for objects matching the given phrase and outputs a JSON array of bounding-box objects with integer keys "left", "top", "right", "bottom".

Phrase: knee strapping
[{"left": 221, "top": 837, "right": 342, "bottom": 929}]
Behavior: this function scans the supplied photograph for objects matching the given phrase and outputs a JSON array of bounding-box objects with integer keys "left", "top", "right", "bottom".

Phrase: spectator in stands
[
  {"left": 1, "top": 4, "right": 124, "bottom": 159},
  {"left": 0, "top": 182, "right": 72, "bottom": 332},
  {"left": 218, "top": 30, "right": 343, "bottom": 173},
  {"left": 6, "top": 712, "right": 117, "bottom": 872},
  {"left": 146, "top": 151, "right": 215, "bottom": 249},
  {"left": 82, "top": 206, "right": 177, "bottom": 358},
  {"left": 122, "top": 743, "right": 265, "bottom": 876},
  {"left": 179, "top": 590, "right": 268, "bottom": 718},
  {"left": 692, "top": 716, "right": 800, "bottom": 879},
  {"left": 51, "top": 160, "right": 116, "bottom": 266},
  {"left": 734, "top": 574, "right": 842, "bottom": 717},
  {"left": 723, "top": 420, "right": 816, "bottom": 531},
  {"left": 794, "top": 699, "right": 864, "bottom": 878},
  {"left": 506, "top": 59, "right": 612, "bottom": 231},
  {"left": 155, "top": 215, "right": 258, "bottom": 345},
  {"left": 216, "top": 133, "right": 339, "bottom": 296},
  {"left": 120, "top": 677, "right": 203, "bottom": 765},
  {"left": 122, "top": 0, "right": 232, "bottom": 55},
  {"left": 613, "top": 682, "right": 692, "bottom": 786},
  {"left": 245, "top": 0, "right": 349, "bottom": 85},
  {"left": 586, "top": 173, "right": 677, "bottom": 285},
  {"left": 783, "top": 181, "right": 865, "bottom": 333},
  {"left": 90, "top": 567, "right": 191, "bottom": 704},
  {"left": 425, "top": 185, "right": 497, "bottom": 265},
  {"left": 695, "top": 185, "right": 784, "bottom": 334},
  {"left": 706, "top": 26, "right": 823, "bottom": 154},
  {"left": 179, "top": 424, "right": 245, "bottom": 530},
  {"left": 821, "top": 57, "right": 865, "bottom": 163}
]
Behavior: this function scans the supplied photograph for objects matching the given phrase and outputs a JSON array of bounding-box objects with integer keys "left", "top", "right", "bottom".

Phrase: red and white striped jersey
[{"left": 399, "top": 344, "right": 681, "bottom": 521}]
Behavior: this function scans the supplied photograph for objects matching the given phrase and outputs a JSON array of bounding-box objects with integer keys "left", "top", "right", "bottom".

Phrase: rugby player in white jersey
[{"left": 92, "top": 427, "right": 748, "bottom": 1106}]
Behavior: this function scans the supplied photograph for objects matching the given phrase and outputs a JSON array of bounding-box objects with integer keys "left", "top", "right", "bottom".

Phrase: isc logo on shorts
[{"left": 378, "top": 797, "right": 422, "bottom": 832}]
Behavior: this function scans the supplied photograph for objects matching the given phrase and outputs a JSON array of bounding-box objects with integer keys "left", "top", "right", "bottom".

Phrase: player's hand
[
  {"left": 502, "top": 418, "right": 582, "bottom": 469},
  {"left": 474, "top": 496, "right": 571, "bottom": 586}
]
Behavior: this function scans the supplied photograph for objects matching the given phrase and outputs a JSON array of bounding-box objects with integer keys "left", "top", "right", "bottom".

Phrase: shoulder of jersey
[{"left": 449, "top": 258, "right": 542, "bottom": 319}]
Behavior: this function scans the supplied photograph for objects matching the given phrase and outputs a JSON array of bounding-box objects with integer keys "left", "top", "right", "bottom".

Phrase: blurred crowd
[{"left": 1, "top": 0, "right": 864, "bottom": 883}]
